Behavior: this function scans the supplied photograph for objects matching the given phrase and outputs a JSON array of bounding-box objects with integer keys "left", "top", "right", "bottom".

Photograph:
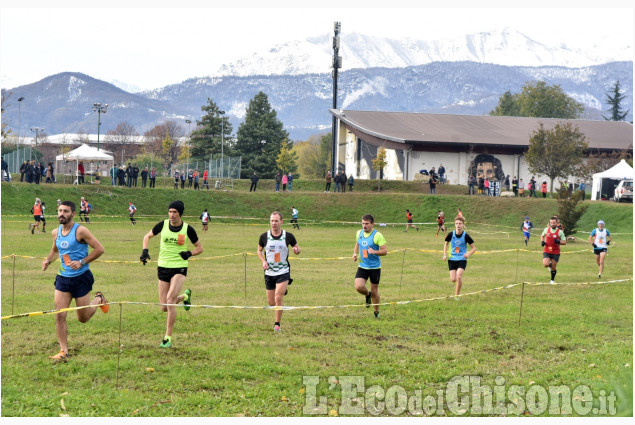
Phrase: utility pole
[{"left": 331, "top": 21, "right": 342, "bottom": 176}]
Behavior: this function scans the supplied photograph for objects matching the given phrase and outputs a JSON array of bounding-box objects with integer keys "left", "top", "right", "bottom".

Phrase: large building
[{"left": 330, "top": 110, "right": 633, "bottom": 188}]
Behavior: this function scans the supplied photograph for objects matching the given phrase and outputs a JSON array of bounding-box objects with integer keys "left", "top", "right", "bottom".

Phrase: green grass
[{"left": 1, "top": 180, "right": 633, "bottom": 417}]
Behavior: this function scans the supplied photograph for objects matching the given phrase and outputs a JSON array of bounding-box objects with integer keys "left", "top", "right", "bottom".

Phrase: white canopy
[
  {"left": 55, "top": 144, "right": 114, "bottom": 161},
  {"left": 591, "top": 159, "right": 634, "bottom": 200}
]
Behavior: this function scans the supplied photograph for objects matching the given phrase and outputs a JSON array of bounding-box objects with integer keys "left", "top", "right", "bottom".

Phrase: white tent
[
  {"left": 55, "top": 144, "right": 114, "bottom": 184},
  {"left": 591, "top": 159, "right": 634, "bottom": 200}
]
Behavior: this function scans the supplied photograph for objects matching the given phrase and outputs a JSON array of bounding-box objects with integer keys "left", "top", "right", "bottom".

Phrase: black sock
[
  {"left": 551, "top": 270, "right": 556, "bottom": 280},
  {"left": 274, "top": 322, "right": 280, "bottom": 326}
]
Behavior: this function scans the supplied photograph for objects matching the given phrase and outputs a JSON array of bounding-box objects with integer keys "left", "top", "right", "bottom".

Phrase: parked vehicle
[{"left": 613, "top": 179, "right": 633, "bottom": 202}]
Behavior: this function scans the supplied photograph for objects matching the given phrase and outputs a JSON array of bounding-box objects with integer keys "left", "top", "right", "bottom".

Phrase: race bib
[
  {"left": 177, "top": 234, "right": 185, "bottom": 245},
  {"left": 274, "top": 253, "right": 281, "bottom": 263},
  {"left": 63, "top": 254, "right": 71, "bottom": 266},
  {"left": 454, "top": 246, "right": 460, "bottom": 254},
  {"left": 362, "top": 249, "right": 368, "bottom": 258}
]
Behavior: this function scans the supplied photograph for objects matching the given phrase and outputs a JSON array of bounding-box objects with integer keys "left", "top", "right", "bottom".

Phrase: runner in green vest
[{"left": 140, "top": 200, "right": 203, "bottom": 348}]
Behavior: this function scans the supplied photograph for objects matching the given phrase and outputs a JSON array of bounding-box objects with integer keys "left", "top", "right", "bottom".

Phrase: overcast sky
[{"left": 1, "top": 2, "right": 633, "bottom": 91}]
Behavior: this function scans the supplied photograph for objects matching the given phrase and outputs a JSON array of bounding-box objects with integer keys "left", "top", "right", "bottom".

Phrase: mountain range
[{"left": 2, "top": 29, "right": 632, "bottom": 141}]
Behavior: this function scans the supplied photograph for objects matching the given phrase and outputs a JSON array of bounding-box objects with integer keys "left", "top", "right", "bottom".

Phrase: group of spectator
[
  {"left": 325, "top": 170, "right": 354, "bottom": 192},
  {"left": 110, "top": 163, "right": 158, "bottom": 188},
  {"left": 16, "top": 160, "right": 55, "bottom": 184},
  {"left": 173, "top": 168, "right": 210, "bottom": 190},
  {"left": 274, "top": 172, "right": 294, "bottom": 192}
]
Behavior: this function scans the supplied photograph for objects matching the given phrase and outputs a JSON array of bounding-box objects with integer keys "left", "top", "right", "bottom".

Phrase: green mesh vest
[{"left": 158, "top": 219, "right": 189, "bottom": 268}]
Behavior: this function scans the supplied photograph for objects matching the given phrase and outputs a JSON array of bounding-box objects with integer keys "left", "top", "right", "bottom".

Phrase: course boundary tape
[
  {"left": 2, "top": 278, "right": 631, "bottom": 321},
  {"left": 0, "top": 247, "right": 593, "bottom": 263}
]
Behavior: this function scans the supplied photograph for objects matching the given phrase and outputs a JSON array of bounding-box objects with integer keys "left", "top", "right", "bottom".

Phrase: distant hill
[{"left": 2, "top": 61, "right": 632, "bottom": 141}]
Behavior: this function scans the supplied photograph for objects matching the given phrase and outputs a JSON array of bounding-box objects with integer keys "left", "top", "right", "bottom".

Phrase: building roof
[{"left": 330, "top": 110, "right": 633, "bottom": 151}]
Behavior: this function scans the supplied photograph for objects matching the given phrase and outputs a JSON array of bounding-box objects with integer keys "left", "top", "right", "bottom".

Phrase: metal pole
[
  {"left": 11, "top": 255, "right": 16, "bottom": 315},
  {"left": 331, "top": 22, "right": 341, "bottom": 175},
  {"left": 97, "top": 110, "right": 101, "bottom": 151},
  {"left": 518, "top": 282, "right": 526, "bottom": 327},
  {"left": 116, "top": 303, "right": 123, "bottom": 390}
]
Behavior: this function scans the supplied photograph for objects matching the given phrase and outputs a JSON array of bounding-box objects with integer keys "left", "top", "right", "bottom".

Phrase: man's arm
[
  {"left": 73, "top": 226, "right": 105, "bottom": 269},
  {"left": 257, "top": 244, "right": 268, "bottom": 270},
  {"left": 190, "top": 240, "right": 203, "bottom": 257},
  {"left": 368, "top": 244, "right": 387, "bottom": 256},
  {"left": 352, "top": 242, "right": 359, "bottom": 262},
  {"left": 42, "top": 229, "right": 60, "bottom": 271},
  {"left": 465, "top": 243, "right": 476, "bottom": 259},
  {"left": 442, "top": 241, "right": 449, "bottom": 261}
]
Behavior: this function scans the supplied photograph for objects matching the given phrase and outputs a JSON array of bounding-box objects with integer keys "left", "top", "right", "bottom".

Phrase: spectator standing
[
  {"left": 202, "top": 169, "right": 209, "bottom": 190},
  {"left": 274, "top": 171, "right": 282, "bottom": 192},
  {"left": 478, "top": 176, "right": 484, "bottom": 195},
  {"left": 484, "top": 178, "right": 490, "bottom": 196},
  {"left": 340, "top": 170, "right": 347, "bottom": 193},
  {"left": 287, "top": 173, "right": 294, "bottom": 192},
  {"left": 541, "top": 181, "right": 548, "bottom": 198},
  {"left": 46, "top": 162, "right": 54, "bottom": 183},
  {"left": 334, "top": 171, "right": 341, "bottom": 192},
  {"left": 149, "top": 168, "right": 157, "bottom": 188},
  {"left": 281, "top": 173, "right": 288, "bottom": 192},
  {"left": 118, "top": 166, "right": 126, "bottom": 186},
  {"left": 347, "top": 174, "right": 354, "bottom": 192},
  {"left": 187, "top": 169, "right": 193, "bottom": 188},
  {"left": 193, "top": 170, "right": 199, "bottom": 190},
  {"left": 125, "top": 163, "right": 133, "bottom": 187},
  {"left": 518, "top": 179, "right": 525, "bottom": 197},
  {"left": 77, "top": 162, "right": 85, "bottom": 185},
  {"left": 110, "top": 165, "right": 118, "bottom": 186},
  {"left": 512, "top": 177, "right": 518, "bottom": 196},
  {"left": 141, "top": 167, "right": 148, "bottom": 188},
  {"left": 429, "top": 174, "right": 438, "bottom": 195},
  {"left": 467, "top": 175, "right": 476, "bottom": 195},
  {"left": 173, "top": 169, "right": 180, "bottom": 189},
  {"left": 438, "top": 164, "right": 446, "bottom": 184},
  {"left": 579, "top": 181, "right": 586, "bottom": 201},
  {"left": 180, "top": 171, "right": 185, "bottom": 189},
  {"left": 1, "top": 156, "right": 10, "bottom": 181},
  {"left": 325, "top": 171, "right": 332, "bottom": 192},
  {"left": 250, "top": 172, "right": 259, "bottom": 192},
  {"left": 19, "top": 161, "right": 27, "bottom": 182},
  {"left": 133, "top": 164, "right": 139, "bottom": 187},
  {"left": 505, "top": 175, "right": 510, "bottom": 192}
]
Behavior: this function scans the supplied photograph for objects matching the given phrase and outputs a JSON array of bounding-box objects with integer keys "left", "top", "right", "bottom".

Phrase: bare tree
[
  {"left": 105, "top": 121, "right": 140, "bottom": 161},
  {"left": 143, "top": 120, "right": 185, "bottom": 170}
]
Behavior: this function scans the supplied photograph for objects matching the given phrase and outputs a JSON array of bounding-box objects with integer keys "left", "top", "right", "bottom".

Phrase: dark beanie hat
[{"left": 169, "top": 200, "right": 184, "bottom": 216}]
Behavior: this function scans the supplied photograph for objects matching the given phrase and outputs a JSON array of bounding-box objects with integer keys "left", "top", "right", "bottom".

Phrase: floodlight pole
[
  {"left": 93, "top": 103, "right": 108, "bottom": 151},
  {"left": 331, "top": 22, "right": 342, "bottom": 176},
  {"left": 219, "top": 110, "right": 225, "bottom": 178},
  {"left": 185, "top": 119, "right": 192, "bottom": 179},
  {"left": 17, "top": 97, "right": 24, "bottom": 159}
]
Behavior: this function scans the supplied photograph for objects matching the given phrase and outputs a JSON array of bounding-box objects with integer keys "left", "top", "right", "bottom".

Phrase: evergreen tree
[
  {"left": 603, "top": 80, "right": 630, "bottom": 121},
  {"left": 490, "top": 81, "right": 584, "bottom": 119},
  {"left": 190, "top": 98, "right": 233, "bottom": 160},
  {"left": 490, "top": 90, "right": 520, "bottom": 116},
  {"left": 236, "top": 91, "right": 289, "bottom": 178}
]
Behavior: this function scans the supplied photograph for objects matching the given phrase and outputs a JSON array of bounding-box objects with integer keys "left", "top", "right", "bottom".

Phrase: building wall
[{"left": 407, "top": 150, "right": 583, "bottom": 190}]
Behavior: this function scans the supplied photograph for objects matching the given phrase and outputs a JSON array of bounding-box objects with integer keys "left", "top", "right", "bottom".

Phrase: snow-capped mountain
[{"left": 213, "top": 28, "right": 632, "bottom": 77}]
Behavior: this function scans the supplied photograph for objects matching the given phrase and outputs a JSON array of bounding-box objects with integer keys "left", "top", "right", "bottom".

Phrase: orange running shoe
[
  {"left": 95, "top": 291, "right": 109, "bottom": 313},
  {"left": 49, "top": 350, "right": 69, "bottom": 363}
]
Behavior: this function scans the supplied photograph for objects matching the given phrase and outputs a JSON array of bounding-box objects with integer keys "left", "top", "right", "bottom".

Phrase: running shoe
[
  {"left": 183, "top": 289, "right": 191, "bottom": 311},
  {"left": 94, "top": 291, "right": 109, "bottom": 313},
  {"left": 598, "top": 274, "right": 601, "bottom": 279},
  {"left": 31, "top": 225, "right": 34, "bottom": 235},
  {"left": 374, "top": 311, "right": 380, "bottom": 319},
  {"left": 365, "top": 292, "right": 372, "bottom": 308},
  {"left": 49, "top": 350, "right": 69, "bottom": 363},
  {"left": 549, "top": 280, "right": 555, "bottom": 284},
  {"left": 159, "top": 337, "right": 172, "bottom": 348},
  {"left": 274, "top": 324, "right": 281, "bottom": 333}
]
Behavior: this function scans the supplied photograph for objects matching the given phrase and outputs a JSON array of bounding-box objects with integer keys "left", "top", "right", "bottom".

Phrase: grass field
[{"left": 1, "top": 181, "right": 633, "bottom": 417}]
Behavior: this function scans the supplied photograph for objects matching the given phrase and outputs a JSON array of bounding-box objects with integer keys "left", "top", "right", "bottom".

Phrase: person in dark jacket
[
  {"left": 250, "top": 172, "right": 259, "bottom": 192},
  {"left": 141, "top": 167, "right": 148, "bottom": 188}
]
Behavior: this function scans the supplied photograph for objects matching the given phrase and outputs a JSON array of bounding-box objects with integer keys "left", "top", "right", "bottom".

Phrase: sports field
[{"left": 1, "top": 206, "right": 632, "bottom": 416}]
